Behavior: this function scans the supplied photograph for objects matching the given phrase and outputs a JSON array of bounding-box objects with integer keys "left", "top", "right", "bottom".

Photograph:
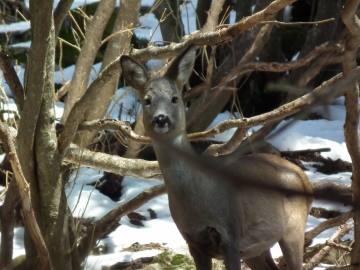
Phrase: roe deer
[{"left": 120, "top": 44, "right": 313, "bottom": 270}]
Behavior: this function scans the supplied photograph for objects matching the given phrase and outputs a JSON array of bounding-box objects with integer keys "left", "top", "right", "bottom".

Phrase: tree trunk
[{"left": 17, "top": 1, "right": 79, "bottom": 269}]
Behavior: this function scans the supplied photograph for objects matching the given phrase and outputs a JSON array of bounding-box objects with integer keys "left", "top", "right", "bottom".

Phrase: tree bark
[
  {"left": 16, "top": 1, "right": 79, "bottom": 268},
  {"left": 0, "top": 180, "right": 20, "bottom": 269}
]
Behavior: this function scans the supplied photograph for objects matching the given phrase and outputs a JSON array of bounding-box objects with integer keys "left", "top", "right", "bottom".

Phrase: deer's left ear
[
  {"left": 120, "top": 55, "right": 150, "bottom": 94},
  {"left": 165, "top": 44, "right": 196, "bottom": 88}
]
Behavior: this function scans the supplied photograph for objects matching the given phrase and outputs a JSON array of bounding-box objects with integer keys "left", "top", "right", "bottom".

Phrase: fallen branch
[
  {"left": 303, "top": 221, "right": 354, "bottom": 270},
  {"left": 326, "top": 239, "right": 352, "bottom": 253},
  {"left": 304, "top": 211, "right": 353, "bottom": 247},
  {"left": 310, "top": 207, "right": 345, "bottom": 220},
  {"left": 103, "top": 256, "right": 155, "bottom": 270},
  {"left": 77, "top": 184, "right": 166, "bottom": 263},
  {"left": 281, "top": 148, "right": 331, "bottom": 155},
  {"left": 326, "top": 264, "right": 355, "bottom": 269},
  {"left": 311, "top": 181, "right": 352, "bottom": 201}
]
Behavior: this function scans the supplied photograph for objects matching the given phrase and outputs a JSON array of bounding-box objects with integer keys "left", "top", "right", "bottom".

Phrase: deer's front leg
[{"left": 189, "top": 245, "right": 212, "bottom": 270}]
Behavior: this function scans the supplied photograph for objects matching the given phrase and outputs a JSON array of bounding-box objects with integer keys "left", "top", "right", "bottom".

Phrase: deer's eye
[
  {"left": 171, "top": 97, "right": 178, "bottom": 104},
  {"left": 144, "top": 98, "right": 151, "bottom": 105}
]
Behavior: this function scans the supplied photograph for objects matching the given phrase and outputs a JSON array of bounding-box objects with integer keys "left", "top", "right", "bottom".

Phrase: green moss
[
  {"left": 150, "top": 251, "right": 196, "bottom": 269},
  {"left": 171, "top": 254, "right": 186, "bottom": 265},
  {"left": 148, "top": 250, "right": 225, "bottom": 269}
]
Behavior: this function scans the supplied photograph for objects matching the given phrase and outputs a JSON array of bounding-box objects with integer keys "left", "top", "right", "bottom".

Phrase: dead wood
[
  {"left": 303, "top": 221, "right": 354, "bottom": 270},
  {"left": 77, "top": 184, "right": 166, "bottom": 262}
]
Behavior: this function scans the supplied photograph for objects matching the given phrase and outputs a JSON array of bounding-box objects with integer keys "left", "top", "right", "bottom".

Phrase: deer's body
[{"left": 120, "top": 45, "right": 313, "bottom": 270}]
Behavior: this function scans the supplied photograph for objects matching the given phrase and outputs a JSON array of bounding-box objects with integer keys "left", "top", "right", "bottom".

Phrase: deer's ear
[
  {"left": 165, "top": 44, "right": 196, "bottom": 88},
  {"left": 120, "top": 55, "right": 149, "bottom": 92}
]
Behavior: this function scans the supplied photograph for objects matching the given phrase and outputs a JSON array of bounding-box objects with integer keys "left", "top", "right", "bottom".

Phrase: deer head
[{"left": 120, "top": 44, "right": 196, "bottom": 140}]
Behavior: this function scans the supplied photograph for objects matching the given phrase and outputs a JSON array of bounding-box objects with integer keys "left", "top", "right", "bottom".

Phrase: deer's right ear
[{"left": 120, "top": 55, "right": 149, "bottom": 91}]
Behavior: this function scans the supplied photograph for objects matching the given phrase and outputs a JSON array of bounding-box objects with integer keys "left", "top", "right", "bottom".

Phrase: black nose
[{"left": 152, "top": 114, "right": 170, "bottom": 127}]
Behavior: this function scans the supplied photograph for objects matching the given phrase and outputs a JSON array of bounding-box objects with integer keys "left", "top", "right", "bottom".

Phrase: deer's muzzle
[{"left": 152, "top": 114, "right": 171, "bottom": 133}]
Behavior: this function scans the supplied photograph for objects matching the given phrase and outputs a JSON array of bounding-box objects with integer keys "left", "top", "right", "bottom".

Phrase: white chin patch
[{"left": 154, "top": 126, "right": 169, "bottom": 134}]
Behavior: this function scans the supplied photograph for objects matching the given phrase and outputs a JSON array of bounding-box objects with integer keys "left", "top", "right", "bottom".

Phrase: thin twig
[
  {"left": 68, "top": 10, "right": 85, "bottom": 39},
  {"left": 326, "top": 239, "right": 352, "bottom": 253},
  {"left": 58, "top": 37, "right": 81, "bottom": 52},
  {"left": 131, "top": 0, "right": 299, "bottom": 62},
  {"left": 101, "top": 25, "right": 136, "bottom": 46},
  {"left": 260, "top": 18, "right": 335, "bottom": 26}
]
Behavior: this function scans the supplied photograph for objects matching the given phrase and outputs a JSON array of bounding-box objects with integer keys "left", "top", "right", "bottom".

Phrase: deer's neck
[{"left": 151, "top": 133, "right": 194, "bottom": 185}]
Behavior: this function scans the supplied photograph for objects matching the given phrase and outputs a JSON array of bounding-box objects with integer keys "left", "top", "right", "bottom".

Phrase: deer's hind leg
[
  {"left": 278, "top": 217, "right": 306, "bottom": 270},
  {"left": 189, "top": 246, "right": 212, "bottom": 270},
  {"left": 244, "top": 250, "right": 279, "bottom": 270},
  {"left": 221, "top": 241, "right": 241, "bottom": 270}
]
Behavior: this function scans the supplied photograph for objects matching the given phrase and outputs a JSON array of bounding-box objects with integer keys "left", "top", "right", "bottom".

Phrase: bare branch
[
  {"left": 91, "top": 0, "right": 144, "bottom": 160},
  {"left": 183, "top": 42, "right": 341, "bottom": 102},
  {"left": 0, "top": 47, "right": 24, "bottom": 112},
  {"left": 259, "top": 18, "right": 335, "bottom": 26},
  {"left": 55, "top": 80, "right": 70, "bottom": 101},
  {"left": 76, "top": 66, "right": 360, "bottom": 148},
  {"left": 61, "top": 0, "right": 117, "bottom": 123},
  {"left": 64, "top": 147, "right": 162, "bottom": 180},
  {"left": 131, "top": 0, "right": 298, "bottom": 62},
  {"left": 57, "top": 57, "right": 122, "bottom": 154},
  {"left": 303, "top": 221, "right": 354, "bottom": 270},
  {"left": 201, "top": 0, "right": 226, "bottom": 32},
  {"left": 187, "top": 24, "right": 274, "bottom": 126},
  {"left": 203, "top": 128, "right": 248, "bottom": 156},
  {"left": 77, "top": 119, "right": 150, "bottom": 144},
  {"left": 326, "top": 239, "right": 352, "bottom": 253}
]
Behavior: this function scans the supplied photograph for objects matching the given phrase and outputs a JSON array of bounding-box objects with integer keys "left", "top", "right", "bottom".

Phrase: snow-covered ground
[{"left": 0, "top": 1, "right": 356, "bottom": 269}]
